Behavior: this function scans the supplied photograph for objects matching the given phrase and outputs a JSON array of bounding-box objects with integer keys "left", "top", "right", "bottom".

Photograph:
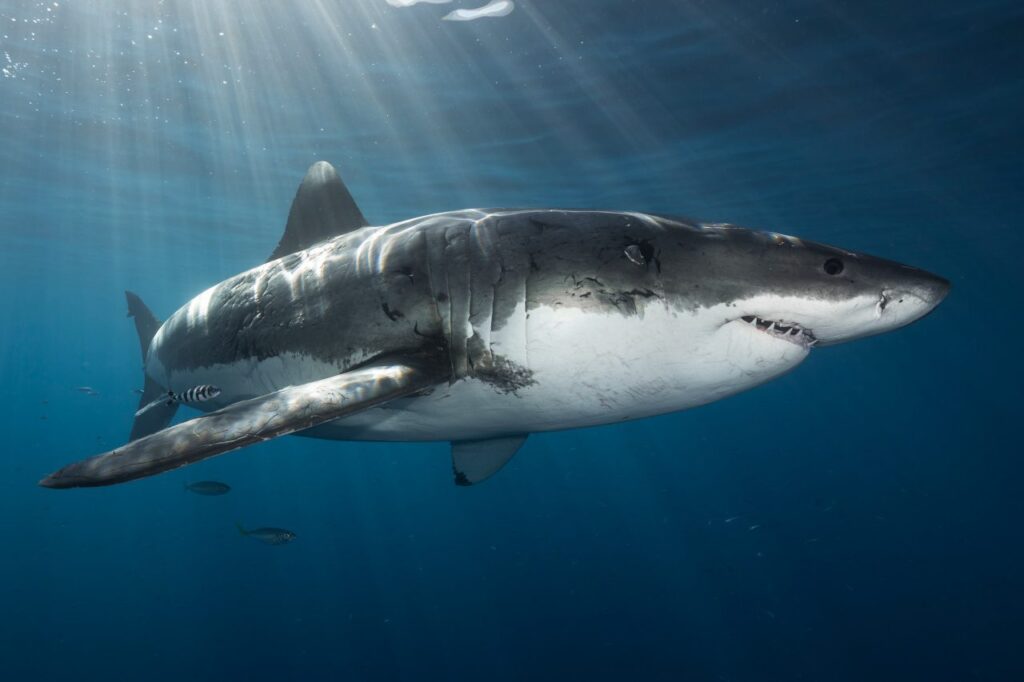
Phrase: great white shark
[{"left": 41, "top": 161, "right": 949, "bottom": 488}]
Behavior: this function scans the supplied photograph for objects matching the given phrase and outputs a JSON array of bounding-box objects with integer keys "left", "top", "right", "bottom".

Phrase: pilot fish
[{"left": 135, "top": 385, "right": 221, "bottom": 417}]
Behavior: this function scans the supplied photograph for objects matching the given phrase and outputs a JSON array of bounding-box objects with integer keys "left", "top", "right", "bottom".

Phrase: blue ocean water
[{"left": 1, "top": 1, "right": 1021, "bottom": 680}]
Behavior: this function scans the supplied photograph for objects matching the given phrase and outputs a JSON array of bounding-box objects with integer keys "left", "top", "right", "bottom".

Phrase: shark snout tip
[
  {"left": 931, "top": 275, "right": 952, "bottom": 305},
  {"left": 913, "top": 272, "right": 951, "bottom": 314}
]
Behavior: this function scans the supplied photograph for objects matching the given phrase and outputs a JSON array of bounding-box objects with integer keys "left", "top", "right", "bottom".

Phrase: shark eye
[{"left": 823, "top": 258, "right": 844, "bottom": 275}]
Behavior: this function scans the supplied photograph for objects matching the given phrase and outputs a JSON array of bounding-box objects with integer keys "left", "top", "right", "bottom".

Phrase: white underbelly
[{"left": 327, "top": 304, "right": 806, "bottom": 440}]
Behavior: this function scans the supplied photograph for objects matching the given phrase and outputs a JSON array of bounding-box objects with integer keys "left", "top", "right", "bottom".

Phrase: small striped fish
[
  {"left": 135, "top": 385, "right": 222, "bottom": 417},
  {"left": 171, "top": 385, "right": 221, "bottom": 404}
]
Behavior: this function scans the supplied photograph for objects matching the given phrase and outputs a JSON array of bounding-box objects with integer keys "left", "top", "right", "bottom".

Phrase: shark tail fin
[
  {"left": 126, "top": 291, "right": 178, "bottom": 441},
  {"left": 235, "top": 522, "right": 247, "bottom": 536}
]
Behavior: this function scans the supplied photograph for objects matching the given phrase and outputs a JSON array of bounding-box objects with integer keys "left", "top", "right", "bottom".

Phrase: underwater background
[{"left": 1, "top": 1, "right": 1021, "bottom": 680}]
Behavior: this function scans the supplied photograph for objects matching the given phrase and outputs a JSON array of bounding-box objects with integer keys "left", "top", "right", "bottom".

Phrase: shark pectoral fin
[
  {"left": 268, "top": 161, "right": 368, "bottom": 262},
  {"left": 41, "top": 361, "right": 445, "bottom": 489},
  {"left": 451, "top": 434, "right": 528, "bottom": 486}
]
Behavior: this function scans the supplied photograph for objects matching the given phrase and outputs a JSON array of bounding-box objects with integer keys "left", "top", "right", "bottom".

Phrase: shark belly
[{"left": 299, "top": 302, "right": 809, "bottom": 441}]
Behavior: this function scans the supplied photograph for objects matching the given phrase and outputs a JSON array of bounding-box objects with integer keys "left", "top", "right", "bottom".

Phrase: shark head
[
  {"left": 663, "top": 222, "right": 951, "bottom": 350},
  {"left": 638, "top": 217, "right": 950, "bottom": 399},
  {"left": 516, "top": 211, "right": 949, "bottom": 348},
  {"left": 500, "top": 211, "right": 951, "bottom": 415},
  {"left": 688, "top": 224, "right": 946, "bottom": 349}
]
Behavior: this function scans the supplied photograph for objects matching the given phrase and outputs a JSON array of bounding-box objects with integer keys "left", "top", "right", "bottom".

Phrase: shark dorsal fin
[{"left": 268, "top": 161, "right": 368, "bottom": 262}]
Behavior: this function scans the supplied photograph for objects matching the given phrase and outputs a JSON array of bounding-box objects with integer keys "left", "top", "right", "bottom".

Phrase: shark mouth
[{"left": 739, "top": 315, "right": 817, "bottom": 348}]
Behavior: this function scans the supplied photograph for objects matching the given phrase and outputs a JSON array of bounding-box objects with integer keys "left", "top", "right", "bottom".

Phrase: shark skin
[{"left": 40, "top": 162, "right": 949, "bottom": 488}]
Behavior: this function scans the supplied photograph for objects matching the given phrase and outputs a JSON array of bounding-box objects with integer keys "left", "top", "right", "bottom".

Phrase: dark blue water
[{"left": 1, "top": 1, "right": 1021, "bottom": 680}]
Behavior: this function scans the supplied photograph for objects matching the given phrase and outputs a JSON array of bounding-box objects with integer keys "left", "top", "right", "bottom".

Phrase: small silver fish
[
  {"left": 184, "top": 481, "right": 231, "bottom": 496},
  {"left": 236, "top": 523, "right": 296, "bottom": 546},
  {"left": 76, "top": 386, "right": 98, "bottom": 396}
]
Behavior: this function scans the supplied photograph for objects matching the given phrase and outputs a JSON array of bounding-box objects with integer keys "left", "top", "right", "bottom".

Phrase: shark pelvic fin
[
  {"left": 451, "top": 434, "right": 528, "bottom": 486},
  {"left": 268, "top": 161, "right": 368, "bottom": 262},
  {"left": 41, "top": 360, "right": 446, "bottom": 489},
  {"left": 130, "top": 375, "right": 178, "bottom": 442}
]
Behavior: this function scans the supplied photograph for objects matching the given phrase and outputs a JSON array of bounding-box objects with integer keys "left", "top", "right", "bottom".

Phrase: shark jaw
[
  {"left": 713, "top": 282, "right": 948, "bottom": 354},
  {"left": 738, "top": 315, "right": 818, "bottom": 349}
]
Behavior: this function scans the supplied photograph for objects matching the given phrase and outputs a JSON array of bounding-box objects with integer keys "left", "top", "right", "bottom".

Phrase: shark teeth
[{"left": 739, "top": 315, "right": 817, "bottom": 348}]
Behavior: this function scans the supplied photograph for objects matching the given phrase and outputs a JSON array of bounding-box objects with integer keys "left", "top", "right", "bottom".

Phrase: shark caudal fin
[
  {"left": 235, "top": 522, "right": 248, "bottom": 536},
  {"left": 125, "top": 291, "right": 178, "bottom": 441}
]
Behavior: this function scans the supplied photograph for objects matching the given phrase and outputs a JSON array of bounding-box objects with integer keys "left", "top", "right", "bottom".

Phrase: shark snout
[
  {"left": 803, "top": 266, "right": 950, "bottom": 347},
  {"left": 883, "top": 268, "right": 950, "bottom": 325},
  {"left": 920, "top": 271, "right": 951, "bottom": 308}
]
